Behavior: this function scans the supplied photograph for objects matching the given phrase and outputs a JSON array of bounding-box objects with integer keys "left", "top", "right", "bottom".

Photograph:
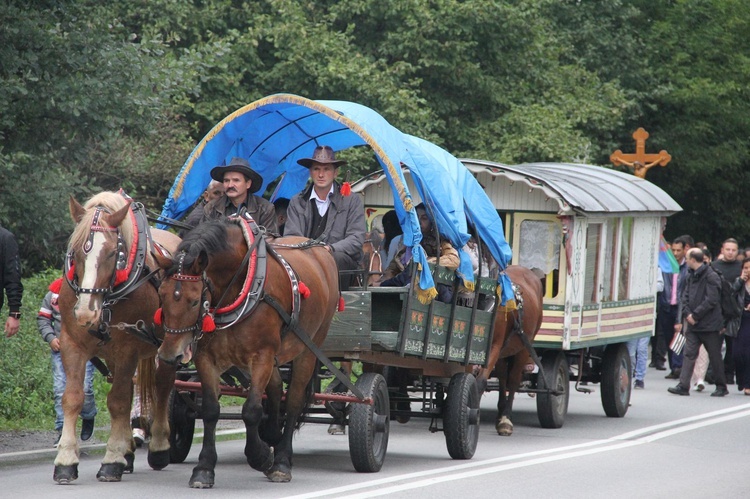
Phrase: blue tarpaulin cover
[{"left": 160, "top": 94, "right": 513, "bottom": 304}]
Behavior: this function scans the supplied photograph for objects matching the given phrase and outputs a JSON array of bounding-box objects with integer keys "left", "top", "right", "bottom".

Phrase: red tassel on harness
[
  {"left": 202, "top": 314, "right": 216, "bottom": 333},
  {"left": 340, "top": 182, "right": 352, "bottom": 196},
  {"left": 338, "top": 296, "right": 345, "bottom": 312},
  {"left": 67, "top": 264, "right": 76, "bottom": 281},
  {"left": 114, "top": 268, "right": 129, "bottom": 286},
  {"left": 298, "top": 282, "right": 311, "bottom": 299},
  {"left": 49, "top": 278, "right": 63, "bottom": 294},
  {"left": 153, "top": 308, "right": 163, "bottom": 326}
]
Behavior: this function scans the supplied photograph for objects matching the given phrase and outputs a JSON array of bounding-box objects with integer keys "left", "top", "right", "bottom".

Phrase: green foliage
[{"left": 0, "top": 269, "right": 110, "bottom": 430}]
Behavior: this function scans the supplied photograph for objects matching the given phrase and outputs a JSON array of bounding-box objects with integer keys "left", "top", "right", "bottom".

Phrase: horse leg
[
  {"left": 259, "top": 366, "right": 283, "bottom": 446},
  {"left": 189, "top": 361, "right": 221, "bottom": 489},
  {"left": 497, "top": 354, "right": 526, "bottom": 437},
  {"left": 265, "top": 351, "right": 317, "bottom": 483},
  {"left": 53, "top": 344, "right": 88, "bottom": 484},
  {"left": 147, "top": 359, "right": 177, "bottom": 470},
  {"left": 243, "top": 355, "right": 275, "bottom": 473},
  {"left": 97, "top": 355, "right": 138, "bottom": 481},
  {"left": 495, "top": 358, "right": 514, "bottom": 436}
]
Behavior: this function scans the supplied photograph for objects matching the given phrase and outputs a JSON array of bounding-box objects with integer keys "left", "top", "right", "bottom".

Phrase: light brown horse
[
  {"left": 155, "top": 218, "right": 339, "bottom": 488},
  {"left": 474, "top": 265, "right": 544, "bottom": 436},
  {"left": 54, "top": 192, "right": 180, "bottom": 483}
]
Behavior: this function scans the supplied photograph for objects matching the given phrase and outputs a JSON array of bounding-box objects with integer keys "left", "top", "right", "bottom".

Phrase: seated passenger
[
  {"left": 284, "top": 145, "right": 366, "bottom": 291},
  {"left": 380, "top": 203, "right": 459, "bottom": 302}
]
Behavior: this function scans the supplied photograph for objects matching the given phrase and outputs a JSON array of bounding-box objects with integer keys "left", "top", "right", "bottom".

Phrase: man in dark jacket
[
  {"left": 668, "top": 248, "right": 728, "bottom": 396},
  {"left": 188, "top": 157, "right": 277, "bottom": 232},
  {"left": 711, "top": 237, "right": 743, "bottom": 384},
  {"left": 1, "top": 225, "right": 23, "bottom": 338},
  {"left": 284, "top": 145, "right": 365, "bottom": 290}
]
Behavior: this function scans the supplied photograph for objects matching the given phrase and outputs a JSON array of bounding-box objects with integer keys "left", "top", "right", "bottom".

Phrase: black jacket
[
  {"left": 0, "top": 226, "right": 23, "bottom": 314},
  {"left": 681, "top": 263, "right": 723, "bottom": 332}
]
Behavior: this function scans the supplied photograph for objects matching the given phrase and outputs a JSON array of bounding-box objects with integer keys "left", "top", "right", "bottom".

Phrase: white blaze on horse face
[{"left": 74, "top": 232, "right": 107, "bottom": 326}]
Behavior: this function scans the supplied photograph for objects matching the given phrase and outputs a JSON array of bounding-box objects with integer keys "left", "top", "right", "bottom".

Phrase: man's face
[
  {"left": 310, "top": 162, "right": 337, "bottom": 192},
  {"left": 721, "top": 242, "right": 739, "bottom": 262},
  {"left": 687, "top": 250, "right": 704, "bottom": 270},
  {"left": 417, "top": 208, "right": 432, "bottom": 235},
  {"left": 223, "top": 172, "right": 252, "bottom": 203},
  {"left": 204, "top": 182, "right": 225, "bottom": 203},
  {"left": 672, "top": 242, "right": 686, "bottom": 262}
]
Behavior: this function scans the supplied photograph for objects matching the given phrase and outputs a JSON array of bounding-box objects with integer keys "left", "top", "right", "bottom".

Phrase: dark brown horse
[
  {"left": 359, "top": 230, "right": 384, "bottom": 286},
  {"left": 474, "top": 265, "right": 544, "bottom": 436},
  {"left": 155, "top": 218, "right": 339, "bottom": 488},
  {"left": 54, "top": 192, "right": 180, "bottom": 483}
]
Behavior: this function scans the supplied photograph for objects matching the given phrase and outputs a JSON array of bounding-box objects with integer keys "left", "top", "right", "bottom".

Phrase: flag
[{"left": 658, "top": 235, "right": 679, "bottom": 274}]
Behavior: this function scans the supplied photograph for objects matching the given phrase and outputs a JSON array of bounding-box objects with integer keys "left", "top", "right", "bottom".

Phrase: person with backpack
[
  {"left": 711, "top": 238, "right": 743, "bottom": 384},
  {"left": 668, "top": 248, "right": 729, "bottom": 397}
]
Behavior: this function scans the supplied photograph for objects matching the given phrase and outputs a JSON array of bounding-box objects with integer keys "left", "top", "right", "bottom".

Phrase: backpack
[{"left": 714, "top": 268, "right": 742, "bottom": 322}]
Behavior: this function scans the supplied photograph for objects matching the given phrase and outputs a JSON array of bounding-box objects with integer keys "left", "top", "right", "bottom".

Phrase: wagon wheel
[
  {"left": 443, "top": 372, "right": 480, "bottom": 459},
  {"left": 168, "top": 389, "right": 197, "bottom": 463},
  {"left": 600, "top": 343, "right": 631, "bottom": 418},
  {"left": 536, "top": 351, "right": 570, "bottom": 429},
  {"left": 349, "top": 373, "right": 390, "bottom": 472}
]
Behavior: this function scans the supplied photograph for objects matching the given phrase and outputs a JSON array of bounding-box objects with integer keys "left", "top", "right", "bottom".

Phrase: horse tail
[{"left": 135, "top": 355, "right": 157, "bottom": 422}]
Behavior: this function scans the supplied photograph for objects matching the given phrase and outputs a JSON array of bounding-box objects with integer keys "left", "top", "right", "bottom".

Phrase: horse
[
  {"left": 53, "top": 191, "right": 180, "bottom": 484},
  {"left": 358, "top": 230, "right": 384, "bottom": 286},
  {"left": 474, "top": 265, "right": 544, "bottom": 436},
  {"left": 154, "top": 217, "right": 339, "bottom": 488}
]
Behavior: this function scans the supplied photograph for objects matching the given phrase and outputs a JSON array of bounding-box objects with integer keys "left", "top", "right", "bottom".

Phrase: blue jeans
[
  {"left": 51, "top": 351, "right": 97, "bottom": 431},
  {"left": 627, "top": 336, "right": 649, "bottom": 382}
]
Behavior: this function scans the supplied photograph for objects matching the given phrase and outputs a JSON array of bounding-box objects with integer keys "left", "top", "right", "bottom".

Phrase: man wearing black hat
[
  {"left": 285, "top": 145, "right": 365, "bottom": 290},
  {"left": 189, "top": 157, "right": 277, "bottom": 232}
]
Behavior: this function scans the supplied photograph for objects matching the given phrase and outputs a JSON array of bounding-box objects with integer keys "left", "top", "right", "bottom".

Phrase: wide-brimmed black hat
[
  {"left": 296, "top": 145, "right": 347, "bottom": 168},
  {"left": 210, "top": 157, "right": 263, "bottom": 193}
]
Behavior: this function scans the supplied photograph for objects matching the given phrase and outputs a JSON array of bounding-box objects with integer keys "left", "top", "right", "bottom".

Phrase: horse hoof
[
  {"left": 248, "top": 446, "right": 274, "bottom": 472},
  {"left": 53, "top": 464, "right": 79, "bottom": 484},
  {"left": 265, "top": 468, "right": 292, "bottom": 483},
  {"left": 148, "top": 449, "right": 170, "bottom": 470},
  {"left": 496, "top": 421, "right": 514, "bottom": 436},
  {"left": 189, "top": 468, "right": 215, "bottom": 489},
  {"left": 96, "top": 462, "right": 125, "bottom": 482},
  {"left": 124, "top": 452, "right": 135, "bottom": 474}
]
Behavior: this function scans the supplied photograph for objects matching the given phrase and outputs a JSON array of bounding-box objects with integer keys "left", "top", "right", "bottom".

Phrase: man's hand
[
  {"left": 674, "top": 322, "right": 683, "bottom": 332},
  {"left": 4, "top": 316, "right": 20, "bottom": 338},
  {"left": 686, "top": 313, "right": 696, "bottom": 326},
  {"left": 50, "top": 337, "right": 61, "bottom": 352}
]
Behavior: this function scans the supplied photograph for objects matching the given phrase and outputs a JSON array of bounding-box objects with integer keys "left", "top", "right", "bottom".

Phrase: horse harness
[
  {"left": 162, "top": 216, "right": 366, "bottom": 400},
  {"left": 64, "top": 202, "right": 164, "bottom": 347}
]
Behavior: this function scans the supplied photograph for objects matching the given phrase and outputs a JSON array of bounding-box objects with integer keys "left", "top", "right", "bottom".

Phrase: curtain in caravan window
[
  {"left": 600, "top": 220, "right": 617, "bottom": 302},
  {"left": 584, "top": 223, "right": 602, "bottom": 304},
  {"left": 519, "top": 220, "right": 562, "bottom": 275},
  {"left": 619, "top": 218, "right": 633, "bottom": 300}
]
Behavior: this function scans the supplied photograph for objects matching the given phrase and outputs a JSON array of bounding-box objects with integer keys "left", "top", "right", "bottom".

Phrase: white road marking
[{"left": 285, "top": 403, "right": 750, "bottom": 499}]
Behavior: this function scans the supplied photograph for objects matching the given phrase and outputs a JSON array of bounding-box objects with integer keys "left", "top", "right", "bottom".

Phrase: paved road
[{"left": 2, "top": 367, "right": 749, "bottom": 498}]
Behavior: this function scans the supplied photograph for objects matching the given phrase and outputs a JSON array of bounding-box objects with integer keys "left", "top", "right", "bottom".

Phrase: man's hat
[
  {"left": 296, "top": 145, "right": 347, "bottom": 168},
  {"left": 210, "top": 157, "right": 263, "bottom": 193}
]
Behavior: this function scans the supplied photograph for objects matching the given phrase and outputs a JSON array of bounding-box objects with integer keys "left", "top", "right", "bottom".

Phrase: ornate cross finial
[{"left": 610, "top": 127, "right": 671, "bottom": 178}]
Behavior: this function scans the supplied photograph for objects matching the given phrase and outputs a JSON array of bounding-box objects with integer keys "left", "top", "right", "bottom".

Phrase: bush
[{"left": 0, "top": 269, "right": 111, "bottom": 430}]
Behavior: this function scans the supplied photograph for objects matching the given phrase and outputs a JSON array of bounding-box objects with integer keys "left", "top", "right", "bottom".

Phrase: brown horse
[
  {"left": 474, "top": 265, "right": 544, "bottom": 436},
  {"left": 54, "top": 191, "right": 180, "bottom": 483},
  {"left": 155, "top": 218, "right": 339, "bottom": 488}
]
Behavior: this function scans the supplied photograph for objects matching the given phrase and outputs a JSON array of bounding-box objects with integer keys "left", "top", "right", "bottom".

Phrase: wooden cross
[{"left": 610, "top": 127, "right": 671, "bottom": 178}]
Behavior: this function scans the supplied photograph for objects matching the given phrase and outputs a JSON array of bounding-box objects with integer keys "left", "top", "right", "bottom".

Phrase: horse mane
[
  {"left": 68, "top": 191, "right": 134, "bottom": 251},
  {"left": 168, "top": 219, "right": 232, "bottom": 276}
]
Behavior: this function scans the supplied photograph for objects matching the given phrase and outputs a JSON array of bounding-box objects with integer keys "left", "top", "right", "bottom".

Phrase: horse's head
[
  {"left": 156, "top": 248, "right": 213, "bottom": 366},
  {"left": 67, "top": 194, "right": 132, "bottom": 329}
]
